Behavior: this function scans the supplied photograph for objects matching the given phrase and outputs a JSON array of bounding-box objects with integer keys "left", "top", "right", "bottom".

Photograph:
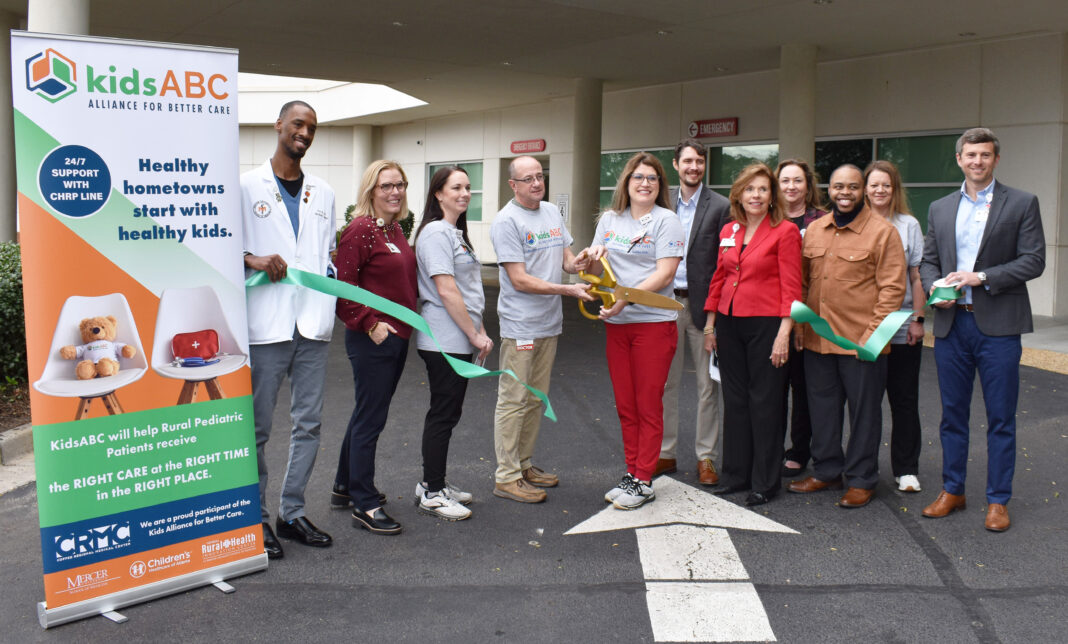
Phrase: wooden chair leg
[
  {"left": 75, "top": 398, "right": 92, "bottom": 420},
  {"left": 106, "top": 392, "right": 125, "bottom": 415},
  {"left": 203, "top": 378, "right": 226, "bottom": 400},
  {"left": 177, "top": 381, "right": 199, "bottom": 405}
]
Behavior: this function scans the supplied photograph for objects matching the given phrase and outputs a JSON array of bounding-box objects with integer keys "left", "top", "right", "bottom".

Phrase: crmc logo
[{"left": 26, "top": 48, "right": 77, "bottom": 103}]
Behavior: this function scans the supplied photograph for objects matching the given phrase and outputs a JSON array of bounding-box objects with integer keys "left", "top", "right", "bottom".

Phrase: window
[
  {"left": 599, "top": 149, "right": 679, "bottom": 210},
  {"left": 707, "top": 144, "right": 779, "bottom": 197},
  {"left": 428, "top": 161, "right": 483, "bottom": 221}
]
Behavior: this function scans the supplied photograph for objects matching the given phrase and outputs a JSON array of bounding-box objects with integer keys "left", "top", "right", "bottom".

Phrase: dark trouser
[
  {"left": 335, "top": 329, "right": 408, "bottom": 512},
  {"left": 933, "top": 311, "right": 1020, "bottom": 504},
  {"left": 418, "top": 349, "right": 473, "bottom": 492},
  {"left": 782, "top": 343, "right": 812, "bottom": 466},
  {"left": 715, "top": 314, "right": 788, "bottom": 495},
  {"left": 805, "top": 351, "right": 886, "bottom": 490},
  {"left": 886, "top": 342, "right": 923, "bottom": 477}
]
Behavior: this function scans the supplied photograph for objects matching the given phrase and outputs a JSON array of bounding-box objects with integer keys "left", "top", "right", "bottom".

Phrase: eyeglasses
[
  {"left": 630, "top": 173, "right": 659, "bottom": 185},
  {"left": 377, "top": 181, "right": 408, "bottom": 193},
  {"left": 512, "top": 174, "right": 544, "bottom": 184}
]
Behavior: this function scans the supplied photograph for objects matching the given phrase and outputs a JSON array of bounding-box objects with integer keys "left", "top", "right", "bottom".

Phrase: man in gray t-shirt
[{"left": 488, "top": 155, "right": 593, "bottom": 504}]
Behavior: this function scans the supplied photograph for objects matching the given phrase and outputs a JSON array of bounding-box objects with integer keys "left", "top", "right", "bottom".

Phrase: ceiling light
[
  {"left": 958, "top": 31, "right": 976, "bottom": 37},
  {"left": 502, "top": 61, "right": 512, "bottom": 66},
  {"left": 656, "top": 30, "right": 671, "bottom": 36},
  {"left": 813, "top": 0, "right": 832, "bottom": 4},
  {"left": 392, "top": 21, "right": 404, "bottom": 27},
  {"left": 715, "top": 66, "right": 728, "bottom": 72}
]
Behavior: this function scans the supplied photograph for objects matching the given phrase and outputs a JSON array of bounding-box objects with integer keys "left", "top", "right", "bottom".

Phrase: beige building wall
[{"left": 239, "top": 32, "right": 1068, "bottom": 317}]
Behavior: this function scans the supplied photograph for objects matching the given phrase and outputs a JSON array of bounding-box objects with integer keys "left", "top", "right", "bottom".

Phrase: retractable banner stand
[{"left": 10, "top": 32, "right": 266, "bottom": 628}]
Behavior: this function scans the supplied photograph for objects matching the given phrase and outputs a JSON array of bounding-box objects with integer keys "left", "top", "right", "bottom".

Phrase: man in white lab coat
[{"left": 241, "top": 101, "right": 337, "bottom": 558}]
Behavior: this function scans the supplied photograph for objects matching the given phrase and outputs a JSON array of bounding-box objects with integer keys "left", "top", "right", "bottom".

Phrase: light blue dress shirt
[
  {"left": 673, "top": 184, "right": 701, "bottom": 290},
  {"left": 954, "top": 179, "right": 995, "bottom": 304}
]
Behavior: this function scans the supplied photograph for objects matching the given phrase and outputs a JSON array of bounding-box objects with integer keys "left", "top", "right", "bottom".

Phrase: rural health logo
[{"left": 26, "top": 48, "right": 77, "bottom": 102}]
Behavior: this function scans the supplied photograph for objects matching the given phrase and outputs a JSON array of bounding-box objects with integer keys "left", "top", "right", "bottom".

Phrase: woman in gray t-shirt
[
  {"left": 586, "top": 152, "right": 685, "bottom": 511},
  {"left": 411, "top": 166, "right": 494, "bottom": 521}
]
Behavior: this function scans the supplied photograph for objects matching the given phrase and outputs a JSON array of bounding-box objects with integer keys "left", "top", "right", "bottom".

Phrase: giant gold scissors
[{"left": 578, "top": 256, "right": 684, "bottom": 320}]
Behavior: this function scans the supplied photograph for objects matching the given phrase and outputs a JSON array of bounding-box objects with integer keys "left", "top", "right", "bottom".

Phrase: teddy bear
[{"left": 59, "top": 315, "right": 137, "bottom": 380}]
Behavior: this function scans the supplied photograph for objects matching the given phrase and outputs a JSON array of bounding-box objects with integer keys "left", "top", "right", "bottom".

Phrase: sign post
[{"left": 11, "top": 31, "right": 265, "bottom": 628}]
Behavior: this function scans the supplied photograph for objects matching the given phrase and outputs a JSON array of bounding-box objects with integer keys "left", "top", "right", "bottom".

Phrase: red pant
[{"left": 605, "top": 321, "right": 678, "bottom": 481}]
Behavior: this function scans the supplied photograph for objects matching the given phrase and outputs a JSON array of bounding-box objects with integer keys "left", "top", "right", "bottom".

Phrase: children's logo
[
  {"left": 525, "top": 231, "right": 538, "bottom": 248},
  {"left": 601, "top": 231, "right": 613, "bottom": 244},
  {"left": 26, "top": 48, "right": 77, "bottom": 103}
]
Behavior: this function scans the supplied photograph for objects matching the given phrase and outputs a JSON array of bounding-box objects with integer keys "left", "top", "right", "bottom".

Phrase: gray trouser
[
  {"left": 805, "top": 351, "right": 886, "bottom": 490},
  {"left": 251, "top": 333, "right": 330, "bottom": 523},
  {"left": 662, "top": 296, "right": 721, "bottom": 462}
]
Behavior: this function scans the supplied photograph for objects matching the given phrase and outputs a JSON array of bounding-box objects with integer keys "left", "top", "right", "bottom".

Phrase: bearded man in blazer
[
  {"left": 659, "top": 138, "right": 732, "bottom": 485},
  {"left": 919, "top": 127, "right": 1045, "bottom": 532}
]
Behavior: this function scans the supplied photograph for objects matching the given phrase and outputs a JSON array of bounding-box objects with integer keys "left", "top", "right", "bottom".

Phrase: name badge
[
  {"left": 720, "top": 237, "right": 736, "bottom": 247},
  {"left": 516, "top": 339, "right": 534, "bottom": 351},
  {"left": 975, "top": 207, "right": 988, "bottom": 224},
  {"left": 385, "top": 242, "right": 401, "bottom": 254},
  {"left": 639, "top": 213, "right": 653, "bottom": 226}
]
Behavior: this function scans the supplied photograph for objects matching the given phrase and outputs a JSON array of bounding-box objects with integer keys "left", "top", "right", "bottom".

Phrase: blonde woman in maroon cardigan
[
  {"left": 331, "top": 160, "right": 417, "bottom": 536},
  {"left": 703, "top": 163, "right": 802, "bottom": 506}
]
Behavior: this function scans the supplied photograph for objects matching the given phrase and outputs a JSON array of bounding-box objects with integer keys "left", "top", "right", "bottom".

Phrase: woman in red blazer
[{"left": 703, "top": 163, "right": 802, "bottom": 506}]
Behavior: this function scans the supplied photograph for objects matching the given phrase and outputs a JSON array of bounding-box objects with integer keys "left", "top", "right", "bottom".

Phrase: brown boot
[
  {"left": 839, "top": 487, "right": 874, "bottom": 508},
  {"left": 698, "top": 459, "right": 719, "bottom": 486},
  {"left": 493, "top": 478, "right": 547, "bottom": 503},
  {"left": 985, "top": 503, "right": 1010, "bottom": 532},
  {"left": 653, "top": 458, "right": 677, "bottom": 477},
  {"left": 522, "top": 465, "right": 559, "bottom": 488},
  {"left": 922, "top": 490, "right": 966, "bottom": 518},
  {"left": 787, "top": 476, "right": 844, "bottom": 493}
]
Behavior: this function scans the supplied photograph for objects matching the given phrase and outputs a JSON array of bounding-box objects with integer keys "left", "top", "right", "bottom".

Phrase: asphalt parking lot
[{"left": 1, "top": 286, "right": 1065, "bottom": 643}]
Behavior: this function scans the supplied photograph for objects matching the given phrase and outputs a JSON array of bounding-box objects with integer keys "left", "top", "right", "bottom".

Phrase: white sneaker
[
  {"left": 418, "top": 490, "right": 472, "bottom": 521},
  {"left": 415, "top": 481, "right": 473, "bottom": 505},
  {"left": 613, "top": 478, "right": 655, "bottom": 510},
  {"left": 604, "top": 473, "right": 636, "bottom": 503},
  {"left": 896, "top": 474, "right": 922, "bottom": 493}
]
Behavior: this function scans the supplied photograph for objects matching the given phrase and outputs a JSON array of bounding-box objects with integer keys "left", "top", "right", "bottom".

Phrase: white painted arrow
[{"left": 566, "top": 476, "right": 798, "bottom": 643}]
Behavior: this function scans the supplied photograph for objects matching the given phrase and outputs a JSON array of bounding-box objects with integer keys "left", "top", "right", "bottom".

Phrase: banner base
[{"left": 37, "top": 553, "right": 267, "bottom": 629}]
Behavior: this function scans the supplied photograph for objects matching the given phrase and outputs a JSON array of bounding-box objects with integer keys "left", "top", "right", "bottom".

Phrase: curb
[{"left": 0, "top": 423, "right": 33, "bottom": 465}]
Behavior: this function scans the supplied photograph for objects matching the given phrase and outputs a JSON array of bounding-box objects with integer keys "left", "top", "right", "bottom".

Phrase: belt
[
  {"left": 956, "top": 303, "right": 975, "bottom": 312},
  {"left": 674, "top": 289, "right": 688, "bottom": 298}
]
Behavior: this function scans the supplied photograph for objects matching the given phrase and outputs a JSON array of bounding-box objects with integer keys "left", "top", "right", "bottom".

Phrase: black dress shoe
[
  {"left": 276, "top": 516, "right": 333, "bottom": 547},
  {"left": 262, "top": 522, "right": 284, "bottom": 559},
  {"left": 351, "top": 508, "right": 402, "bottom": 535},
  {"left": 781, "top": 461, "right": 805, "bottom": 478},
  {"left": 331, "top": 483, "right": 386, "bottom": 509},
  {"left": 745, "top": 491, "right": 775, "bottom": 507},
  {"left": 713, "top": 483, "right": 750, "bottom": 495}
]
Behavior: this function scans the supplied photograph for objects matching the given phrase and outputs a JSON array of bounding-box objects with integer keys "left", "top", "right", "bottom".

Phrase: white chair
[
  {"left": 34, "top": 293, "right": 148, "bottom": 420},
  {"left": 151, "top": 285, "right": 248, "bottom": 405}
]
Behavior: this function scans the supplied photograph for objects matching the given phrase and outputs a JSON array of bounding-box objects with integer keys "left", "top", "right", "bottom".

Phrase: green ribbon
[
  {"left": 246, "top": 268, "right": 557, "bottom": 421},
  {"left": 790, "top": 300, "right": 912, "bottom": 362},
  {"left": 925, "top": 285, "right": 962, "bottom": 307}
]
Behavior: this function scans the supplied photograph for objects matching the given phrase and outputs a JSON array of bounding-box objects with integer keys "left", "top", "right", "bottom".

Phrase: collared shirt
[
  {"left": 955, "top": 179, "right": 995, "bottom": 304},
  {"left": 673, "top": 184, "right": 702, "bottom": 289}
]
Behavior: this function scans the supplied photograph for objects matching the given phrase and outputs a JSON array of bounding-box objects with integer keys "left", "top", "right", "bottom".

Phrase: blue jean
[
  {"left": 250, "top": 332, "right": 330, "bottom": 523},
  {"left": 335, "top": 329, "right": 408, "bottom": 512},
  {"left": 933, "top": 311, "right": 1021, "bottom": 504}
]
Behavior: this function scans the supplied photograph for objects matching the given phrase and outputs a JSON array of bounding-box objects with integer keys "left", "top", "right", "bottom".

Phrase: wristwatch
[
  {"left": 913, "top": 316, "right": 925, "bottom": 324},
  {"left": 977, "top": 271, "right": 988, "bottom": 285}
]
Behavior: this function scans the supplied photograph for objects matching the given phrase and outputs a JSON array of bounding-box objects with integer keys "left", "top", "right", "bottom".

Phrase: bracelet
[
  {"left": 703, "top": 327, "right": 715, "bottom": 335},
  {"left": 367, "top": 322, "right": 380, "bottom": 336}
]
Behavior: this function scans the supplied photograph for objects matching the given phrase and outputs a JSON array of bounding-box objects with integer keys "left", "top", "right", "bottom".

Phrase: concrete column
[
  {"left": 777, "top": 44, "right": 817, "bottom": 164},
  {"left": 351, "top": 124, "right": 374, "bottom": 208},
  {"left": 571, "top": 78, "right": 602, "bottom": 254},
  {"left": 0, "top": 11, "right": 20, "bottom": 241},
  {"left": 27, "top": 0, "right": 89, "bottom": 34}
]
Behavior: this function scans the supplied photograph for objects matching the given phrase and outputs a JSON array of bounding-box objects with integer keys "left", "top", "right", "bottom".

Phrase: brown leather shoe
[
  {"left": 839, "top": 487, "right": 874, "bottom": 508},
  {"left": 698, "top": 459, "right": 719, "bottom": 486},
  {"left": 787, "top": 476, "right": 844, "bottom": 493},
  {"left": 493, "top": 478, "right": 547, "bottom": 503},
  {"left": 522, "top": 466, "right": 559, "bottom": 488},
  {"left": 985, "top": 503, "right": 1010, "bottom": 532},
  {"left": 653, "top": 458, "right": 677, "bottom": 477},
  {"left": 922, "top": 490, "right": 966, "bottom": 518}
]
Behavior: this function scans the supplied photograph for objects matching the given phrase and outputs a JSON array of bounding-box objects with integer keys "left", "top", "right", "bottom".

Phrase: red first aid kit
[{"left": 171, "top": 329, "right": 219, "bottom": 360}]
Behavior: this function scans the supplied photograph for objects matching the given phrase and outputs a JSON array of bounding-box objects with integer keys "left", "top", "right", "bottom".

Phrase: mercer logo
[
  {"left": 26, "top": 48, "right": 77, "bottom": 103},
  {"left": 53, "top": 522, "right": 131, "bottom": 560}
]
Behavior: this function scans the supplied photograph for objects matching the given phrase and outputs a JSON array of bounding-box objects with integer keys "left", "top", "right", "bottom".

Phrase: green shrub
[{"left": 0, "top": 242, "right": 25, "bottom": 384}]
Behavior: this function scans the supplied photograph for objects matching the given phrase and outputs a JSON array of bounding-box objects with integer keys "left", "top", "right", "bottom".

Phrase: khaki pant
[
  {"left": 662, "top": 296, "right": 721, "bottom": 462},
  {"left": 494, "top": 336, "right": 558, "bottom": 483}
]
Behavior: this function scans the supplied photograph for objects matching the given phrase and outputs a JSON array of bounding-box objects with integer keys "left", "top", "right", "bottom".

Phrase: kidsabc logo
[{"left": 26, "top": 48, "right": 77, "bottom": 103}]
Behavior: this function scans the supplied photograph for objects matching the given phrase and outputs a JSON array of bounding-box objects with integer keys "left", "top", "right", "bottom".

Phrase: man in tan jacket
[{"left": 787, "top": 164, "right": 905, "bottom": 508}]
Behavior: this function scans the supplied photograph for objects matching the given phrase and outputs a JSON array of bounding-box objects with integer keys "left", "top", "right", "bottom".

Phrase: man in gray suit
[
  {"left": 659, "top": 138, "right": 731, "bottom": 485},
  {"left": 919, "top": 127, "right": 1045, "bottom": 532}
]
